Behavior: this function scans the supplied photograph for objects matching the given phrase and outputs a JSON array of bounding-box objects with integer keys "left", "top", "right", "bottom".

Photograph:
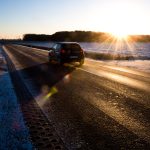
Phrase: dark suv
[{"left": 48, "top": 42, "right": 84, "bottom": 66}]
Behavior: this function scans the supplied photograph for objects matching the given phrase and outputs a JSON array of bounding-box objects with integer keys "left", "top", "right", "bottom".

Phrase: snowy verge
[
  {"left": 87, "top": 58, "right": 150, "bottom": 73},
  {"left": 107, "top": 60, "right": 150, "bottom": 73},
  {"left": 0, "top": 45, "right": 33, "bottom": 149}
]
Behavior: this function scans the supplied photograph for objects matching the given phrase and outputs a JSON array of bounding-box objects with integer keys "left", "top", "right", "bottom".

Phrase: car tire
[
  {"left": 57, "top": 58, "right": 64, "bottom": 65},
  {"left": 48, "top": 57, "right": 53, "bottom": 63},
  {"left": 79, "top": 59, "right": 84, "bottom": 66}
]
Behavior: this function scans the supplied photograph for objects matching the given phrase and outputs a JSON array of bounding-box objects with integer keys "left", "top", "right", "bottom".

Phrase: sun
[
  {"left": 91, "top": 1, "right": 147, "bottom": 39},
  {"left": 111, "top": 31, "right": 129, "bottom": 40},
  {"left": 108, "top": 23, "right": 130, "bottom": 40}
]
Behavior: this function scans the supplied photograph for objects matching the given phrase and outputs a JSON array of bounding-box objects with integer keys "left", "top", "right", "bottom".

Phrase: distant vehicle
[{"left": 48, "top": 42, "right": 84, "bottom": 66}]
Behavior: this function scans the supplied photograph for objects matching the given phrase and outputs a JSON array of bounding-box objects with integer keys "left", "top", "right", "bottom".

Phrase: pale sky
[{"left": 0, "top": 0, "right": 150, "bottom": 39}]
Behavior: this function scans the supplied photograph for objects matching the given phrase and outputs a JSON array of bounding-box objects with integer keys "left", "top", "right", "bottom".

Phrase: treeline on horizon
[{"left": 22, "top": 31, "right": 150, "bottom": 42}]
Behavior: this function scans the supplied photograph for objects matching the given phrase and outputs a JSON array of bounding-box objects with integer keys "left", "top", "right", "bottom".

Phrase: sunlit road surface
[{"left": 4, "top": 44, "right": 150, "bottom": 149}]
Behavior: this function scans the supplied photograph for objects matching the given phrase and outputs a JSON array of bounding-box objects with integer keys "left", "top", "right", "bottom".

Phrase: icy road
[{"left": 2, "top": 44, "right": 150, "bottom": 150}]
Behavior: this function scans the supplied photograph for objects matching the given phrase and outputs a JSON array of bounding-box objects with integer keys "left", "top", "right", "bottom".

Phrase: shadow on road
[{"left": 20, "top": 62, "right": 76, "bottom": 96}]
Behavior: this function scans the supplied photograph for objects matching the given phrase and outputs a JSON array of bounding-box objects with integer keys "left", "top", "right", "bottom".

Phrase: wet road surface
[{"left": 3, "top": 44, "right": 150, "bottom": 150}]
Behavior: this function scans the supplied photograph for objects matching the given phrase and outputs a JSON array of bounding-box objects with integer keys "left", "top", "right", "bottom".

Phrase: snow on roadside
[
  {"left": 0, "top": 45, "right": 33, "bottom": 149},
  {"left": 106, "top": 60, "right": 150, "bottom": 73},
  {"left": 86, "top": 58, "right": 150, "bottom": 73}
]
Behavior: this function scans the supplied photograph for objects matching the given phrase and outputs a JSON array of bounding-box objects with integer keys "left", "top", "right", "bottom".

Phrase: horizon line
[{"left": 1, "top": 30, "right": 150, "bottom": 40}]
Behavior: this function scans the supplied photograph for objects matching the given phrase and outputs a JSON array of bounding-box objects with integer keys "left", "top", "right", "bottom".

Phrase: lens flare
[
  {"left": 36, "top": 86, "right": 58, "bottom": 107},
  {"left": 63, "top": 74, "right": 71, "bottom": 83},
  {"left": 44, "top": 87, "right": 58, "bottom": 100}
]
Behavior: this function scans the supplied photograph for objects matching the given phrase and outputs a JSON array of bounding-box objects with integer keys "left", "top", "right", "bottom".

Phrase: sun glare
[
  {"left": 111, "top": 31, "right": 128, "bottom": 40},
  {"left": 108, "top": 24, "right": 129, "bottom": 40},
  {"left": 91, "top": 0, "right": 148, "bottom": 38}
]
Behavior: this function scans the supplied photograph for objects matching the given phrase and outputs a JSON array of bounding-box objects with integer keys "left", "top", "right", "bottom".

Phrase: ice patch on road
[{"left": 0, "top": 46, "right": 33, "bottom": 149}]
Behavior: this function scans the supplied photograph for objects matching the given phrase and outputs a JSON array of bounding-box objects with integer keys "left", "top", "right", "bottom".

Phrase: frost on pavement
[{"left": 0, "top": 46, "right": 33, "bottom": 149}]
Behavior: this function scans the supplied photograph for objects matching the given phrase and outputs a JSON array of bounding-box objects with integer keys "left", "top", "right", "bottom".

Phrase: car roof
[{"left": 56, "top": 42, "right": 79, "bottom": 45}]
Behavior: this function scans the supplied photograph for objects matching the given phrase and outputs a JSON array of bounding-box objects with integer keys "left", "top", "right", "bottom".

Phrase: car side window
[
  {"left": 53, "top": 44, "right": 57, "bottom": 50},
  {"left": 55, "top": 44, "right": 61, "bottom": 52}
]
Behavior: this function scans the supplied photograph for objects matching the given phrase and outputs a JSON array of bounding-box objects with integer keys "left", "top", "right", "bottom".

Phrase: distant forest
[{"left": 23, "top": 31, "right": 150, "bottom": 42}]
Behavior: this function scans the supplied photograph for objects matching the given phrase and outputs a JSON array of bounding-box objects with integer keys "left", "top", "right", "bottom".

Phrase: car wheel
[
  {"left": 48, "top": 57, "right": 53, "bottom": 63},
  {"left": 79, "top": 59, "right": 84, "bottom": 66},
  {"left": 57, "top": 58, "right": 63, "bottom": 65}
]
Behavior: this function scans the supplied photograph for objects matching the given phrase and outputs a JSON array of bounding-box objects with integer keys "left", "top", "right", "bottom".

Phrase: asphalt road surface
[{"left": 3, "top": 44, "right": 150, "bottom": 150}]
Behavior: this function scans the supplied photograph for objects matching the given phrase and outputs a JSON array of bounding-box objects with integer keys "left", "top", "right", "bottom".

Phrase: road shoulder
[{"left": 0, "top": 45, "right": 33, "bottom": 149}]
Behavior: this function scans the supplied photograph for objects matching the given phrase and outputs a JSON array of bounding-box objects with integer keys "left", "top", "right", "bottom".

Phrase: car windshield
[{"left": 62, "top": 44, "right": 81, "bottom": 51}]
